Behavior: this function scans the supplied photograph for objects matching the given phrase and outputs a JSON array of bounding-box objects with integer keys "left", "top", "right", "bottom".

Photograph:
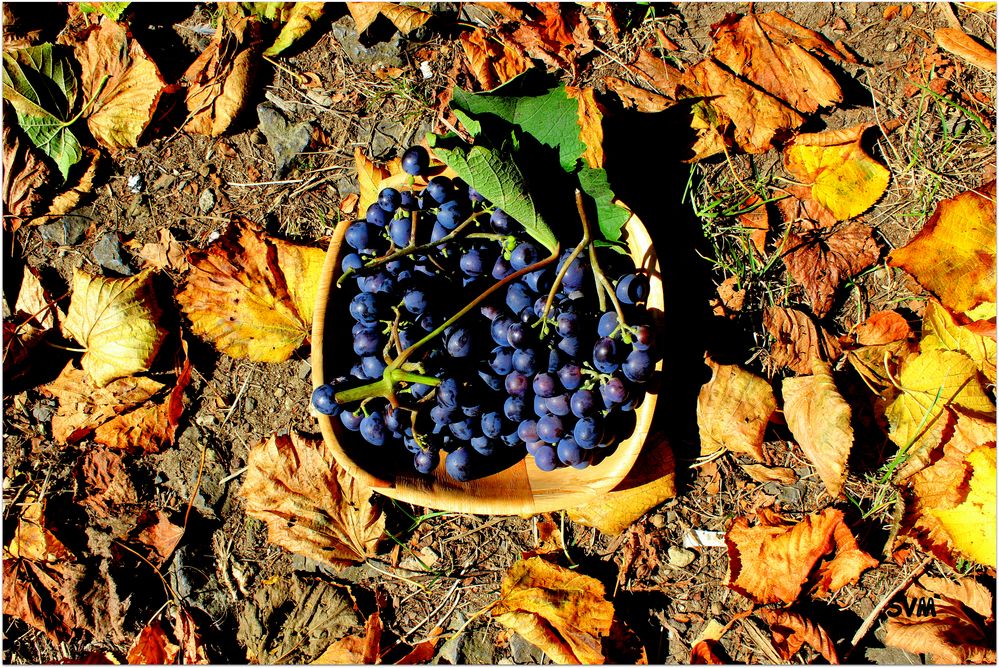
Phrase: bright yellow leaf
[
  {"left": 63, "top": 268, "right": 167, "bottom": 387},
  {"left": 565, "top": 86, "right": 603, "bottom": 168},
  {"left": 346, "top": 2, "right": 431, "bottom": 35},
  {"left": 921, "top": 300, "right": 997, "bottom": 383},
  {"left": 264, "top": 2, "right": 325, "bottom": 56},
  {"left": 696, "top": 357, "right": 775, "bottom": 461},
  {"left": 931, "top": 445, "right": 997, "bottom": 567},
  {"left": 354, "top": 146, "right": 391, "bottom": 214}
]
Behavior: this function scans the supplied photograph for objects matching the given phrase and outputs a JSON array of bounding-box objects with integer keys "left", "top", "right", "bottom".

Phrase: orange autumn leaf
[
  {"left": 935, "top": 27, "right": 997, "bottom": 73},
  {"left": 497, "top": 2, "right": 594, "bottom": 77},
  {"left": 625, "top": 48, "right": 684, "bottom": 98},
  {"left": 239, "top": 431, "right": 385, "bottom": 570},
  {"left": 132, "top": 509, "right": 185, "bottom": 566},
  {"left": 689, "top": 619, "right": 729, "bottom": 664},
  {"left": 565, "top": 86, "right": 603, "bottom": 168},
  {"left": 711, "top": 12, "right": 844, "bottom": 114},
  {"left": 346, "top": 2, "right": 431, "bottom": 36},
  {"left": 885, "top": 576, "right": 996, "bottom": 664},
  {"left": 491, "top": 556, "right": 614, "bottom": 664},
  {"left": 139, "top": 228, "right": 190, "bottom": 273},
  {"left": 312, "top": 611, "right": 382, "bottom": 664},
  {"left": 763, "top": 307, "right": 842, "bottom": 375},
  {"left": 696, "top": 357, "right": 775, "bottom": 461},
  {"left": 783, "top": 124, "right": 891, "bottom": 221},
  {"left": 783, "top": 222, "right": 880, "bottom": 317},
  {"left": 889, "top": 181, "right": 997, "bottom": 314},
  {"left": 127, "top": 605, "right": 209, "bottom": 665},
  {"left": 177, "top": 218, "right": 325, "bottom": 363},
  {"left": 781, "top": 360, "right": 853, "bottom": 498},
  {"left": 603, "top": 76, "right": 671, "bottom": 113},
  {"left": 75, "top": 449, "right": 138, "bottom": 516},
  {"left": 853, "top": 310, "right": 912, "bottom": 345},
  {"left": 2, "top": 124, "right": 53, "bottom": 231},
  {"left": 725, "top": 508, "right": 878, "bottom": 605},
  {"left": 757, "top": 609, "right": 838, "bottom": 663},
  {"left": 460, "top": 27, "right": 532, "bottom": 91}
]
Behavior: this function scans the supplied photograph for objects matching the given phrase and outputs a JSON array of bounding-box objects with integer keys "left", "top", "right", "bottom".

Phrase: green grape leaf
[
  {"left": 428, "top": 133, "right": 558, "bottom": 253},
  {"left": 578, "top": 166, "right": 630, "bottom": 243},
  {"left": 2, "top": 45, "right": 82, "bottom": 181},
  {"left": 79, "top": 2, "right": 131, "bottom": 21}
]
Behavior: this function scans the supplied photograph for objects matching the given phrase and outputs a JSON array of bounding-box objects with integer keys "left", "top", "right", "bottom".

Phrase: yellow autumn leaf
[
  {"left": 74, "top": 19, "right": 167, "bottom": 149},
  {"left": 346, "top": 2, "right": 431, "bottom": 35},
  {"left": 889, "top": 181, "right": 996, "bottom": 313},
  {"left": 567, "top": 434, "right": 675, "bottom": 534},
  {"left": 886, "top": 349, "right": 994, "bottom": 470},
  {"left": 354, "top": 146, "right": 391, "bottom": 214},
  {"left": 696, "top": 357, "right": 776, "bottom": 461},
  {"left": 931, "top": 445, "right": 997, "bottom": 567},
  {"left": 783, "top": 124, "right": 891, "bottom": 220},
  {"left": 176, "top": 218, "right": 325, "bottom": 363},
  {"left": 491, "top": 557, "right": 614, "bottom": 664},
  {"left": 62, "top": 268, "right": 167, "bottom": 387},
  {"left": 782, "top": 360, "right": 853, "bottom": 498},
  {"left": 264, "top": 2, "right": 325, "bottom": 56},
  {"left": 921, "top": 300, "right": 997, "bottom": 383},
  {"left": 565, "top": 86, "right": 603, "bottom": 168}
]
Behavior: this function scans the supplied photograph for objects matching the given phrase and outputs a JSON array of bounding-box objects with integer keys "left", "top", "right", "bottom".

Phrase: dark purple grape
[
  {"left": 445, "top": 446, "right": 473, "bottom": 482},
  {"left": 504, "top": 395, "right": 527, "bottom": 421},
  {"left": 536, "top": 415, "right": 564, "bottom": 443},
  {"left": 492, "top": 255, "right": 514, "bottom": 280},
  {"left": 533, "top": 373, "right": 556, "bottom": 398},
  {"left": 490, "top": 346, "right": 514, "bottom": 375},
  {"left": 517, "top": 419, "right": 538, "bottom": 443},
  {"left": 342, "top": 252, "right": 364, "bottom": 273},
  {"left": 556, "top": 312, "right": 579, "bottom": 337},
  {"left": 506, "top": 282, "right": 533, "bottom": 314},
  {"left": 470, "top": 435, "right": 498, "bottom": 456},
  {"left": 361, "top": 355, "right": 386, "bottom": 379},
  {"left": 449, "top": 419, "right": 474, "bottom": 441},
  {"left": 557, "top": 437, "right": 584, "bottom": 466},
  {"left": 389, "top": 217, "right": 412, "bottom": 247},
  {"left": 425, "top": 176, "right": 452, "bottom": 204},
  {"left": 410, "top": 383, "right": 432, "bottom": 400},
  {"left": 460, "top": 248, "right": 485, "bottom": 276},
  {"left": 490, "top": 209, "right": 512, "bottom": 234},
  {"left": 491, "top": 316, "right": 514, "bottom": 346},
  {"left": 623, "top": 350, "right": 654, "bottom": 383},
  {"left": 353, "top": 329, "right": 380, "bottom": 356},
  {"left": 430, "top": 220, "right": 449, "bottom": 242},
  {"left": 446, "top": 327, "right": 472, "bottom": 357},
  {"left": 558, "top": 336, "right": 581, "bottom": 357},
  {"left": 398, "top": 326, "right": 419, "bottom": 349},
  {"left": 468, "top": 186, "right": 485, "bottom": 203},
  {"left": 598, "top": 311, "right": 618, "bottom": 338},
  {"left": 558, "top": 254, "right": 586, "bottom": 291},
  {"left": 616, "top": 272, "right": 650, "bottom": 305},
  {"left": 633, "top": 324, "right": 656, "bottom": 352},
  {"left": 360, "top": 411, "right": 387, "bottom": 445},
  {"left": 436, "top": 199, "right": 465, "bottom": 229},
  {"left": 505, "top": 371, "right": 529, "bottom": 396},
  {"left": 557, "top": 363, "right": 582, "bottom": 391},
  {"left": 593, "top": 337, "right": 620, "bottom": 373},
  {"left": 349, "top": 292, "right": 380, "bottom": 324},
  {"left": 414, "top": 449, "right": 439, "bottom": 474},
  {"left": 600, "top": 377, "right": 629, "bottom": 407},
  {"left": 340, "top": 410, "right": 363, "bottom": 431},
  {"left": 366, "top": 203, "right": 392, "bottom": 227},
  {"left": 525, "top": 440, "right": 546, "bottom": 455},
  {"left": 570, "top": 389, "right": 597, "bottom": 418},
  {"left": 378, "top": 187, "right": 401, "bottom": 213},
  {"left": 512, "top": 347, "right": 539, "bottom": 374},
  {"left": 533, "top": 444, "right": 559, "bottom": 471},
  {"left": 506, "top": 322, "right": 530, "bottom": 349},
  {"left": 403, "top": 288, "right": 428, "bottom": 315},
  {"left": 345, "top": 221, "right": 373, "bottom": 251},
  {"left": 574, "top": 416, "right": 603, "bottom": 448},
  {"left": 534, "top": 394, "right": 552, "bottom": 418},
  {"left": 481, "top": 303, "right": 501, "bottom": 321},
  {"left": 401, "top": 146, "right": 429, "bottom": 176},
  {"left": 311, "top": 383, "right": 341, "bottom": 415},
  {"left": 437, "top": 377, "right": 460, "bottom": 407},
  {"left": 481, "top": 411, "right": 502, "bottom": 438},
  {"left": 524, "top": 268, "right": 551, "bottom": 293},
  {"left": 546, "top": 393, "right": 570, "bottom": 417},
  {"left": 400, "top": 190, "right": 418, "bottom": 210},
  {"left": 510, "top": 242, "right": 540, "bottom": 270},
  {"left": 430, "top": 404, "right": 456, "bottom": 425}
]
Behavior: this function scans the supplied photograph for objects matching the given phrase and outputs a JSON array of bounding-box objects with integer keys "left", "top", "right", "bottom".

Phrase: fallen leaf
[
  {"left": 603, "top": 76, "right": 671, "bottom": 112},
  {"left": 496, "top": 2, "right": 594, "bottom": 77},
  {"left": 2, "top": 124, "right": 52, "bottom": 231},
  {"left": 883, "top": 5, "right": 901, "bottom": 19},
  {"left": 711, "top": 275, "right": 746, "bottom": 317},
  {"left": 264, "top": 2, "right": 325, "bottom": 56},
  {"left": 680, "top": 58, "right": 805, "bottom": 158},
  {"left": 346, "top": 2, "right": 431, "bottom": 35},
  {"left": 74, "top": 20, "right": 167, "bottom": 148},
  {"left": 565, "top": 86, "right": 603, "bottom": 168},
  {"left": 690, "top": 619, "right": 729, "bottom": 664},
  {"left": 491, "top": 556, "right": 614, "bottom": 664},
  {"left": 783, "top": 222, "right": 880, "bottom": 317},
  {"left": 626, "top": 48, "right": 684, "bottom": 98},
  {"left": 930, "top": 445, "right": 996, "bottom": 567},
  {"left": 133, "top": 510, "right": 184, "bottom": 566},
  {"left": 763, "top": 307, "right": 842, "bottom": 375},
  {"left": 782, "top": 360, "right": 853, "bottom": 497},
  {"left": 725, "top": 508, "right": 879, "bottom": 605},
  {"left": 783, "top": 124, "right": 891, "bottom": 221},
  {"left": 240, "top": 431, "right": 385, "bottom": 569},
  {"left": 567, "top": 433, "right": 675, "bottom": 535},
  {"left": 885, "top": 576, "right": 996, "bottom": 663},
  {"left": 889, "top": 181, "right": 996, "bottom": 314},
  {"left": 852, "top": 310, "right": 912, "bottom": 345},
  {"left": 139, "top": 228, "right": 191, "bottom": 273},
  {"left": 922, "top": 300, "right": 997, "bottom": 383},
  {"left": 776, "top": 183, "right": 837, "bottom": 229},
  {"left": 75, "top": 449, "right": 138, "bottom": 516},
  {"left": 176, "top": 218, "right": 325, "bottom": 363},
  {"left": 460, "top": 27, "right": 532, "bottom": 91},
  {"left": 846, "top": 339, "right": 917, "bottom": 393},
  {"left": 712, "top": 12, "right": 844, "bottom": 114},
  {"left": 696, "top": 357, "right": 775, "bottom": 460},
  {"left": 183, "top": 15, "right": 262, "bottom": 137},
  {"left": 740, "top": 464, "right": 797, "bottom": 485},
  {"left": 28, "top": 148, "right": 101, "bottom": 227},
  {"left": 173, "top": 605, "right": 210, "bottom": 664},
  {"left": 738, "top": 195, "right": 769, "bottom": 255},
  {"left": 756, "top": 609, "right": 838, "bottom": 663},
  {"left": 312, "top": 611, "right": 381, "bottom": 664},
  {"left": 935, "top": 27, "right": 997, "bottom": 73},
  {"left": 127, "top": 617, "right": 177, "bottom": 665},
  {"left": 354, "top": 146, "right": 390, "bottom": 214},
  {"left": 63, "top": 267, "right": 167, "bottom": 387},
  {"left": 14, "top": 264, "right": 58, "bottom": 331}
]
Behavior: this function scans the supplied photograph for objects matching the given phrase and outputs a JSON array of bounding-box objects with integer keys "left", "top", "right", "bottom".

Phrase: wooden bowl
[{"left": 312, "top": 214, "right": 663, "bottom": 515}]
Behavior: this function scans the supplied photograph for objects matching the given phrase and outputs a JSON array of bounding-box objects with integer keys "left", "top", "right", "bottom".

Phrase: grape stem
[{"left": 538, "top": 190, "right": 591, "bottom": 334}]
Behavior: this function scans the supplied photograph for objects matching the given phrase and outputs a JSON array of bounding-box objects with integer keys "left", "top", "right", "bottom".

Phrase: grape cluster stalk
[{"left": 312, "top": 146, "right": 661, "bottom": 482}]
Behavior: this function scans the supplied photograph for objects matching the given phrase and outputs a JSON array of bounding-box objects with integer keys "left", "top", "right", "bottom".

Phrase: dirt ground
[{"left": 2, "top": 2, "right": 996, "bottom": 664}]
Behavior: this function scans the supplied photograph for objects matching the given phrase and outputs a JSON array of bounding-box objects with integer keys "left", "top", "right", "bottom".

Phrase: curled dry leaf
[
  {"left": 491, "top": 556, "right": 614, "bottom": 664},
  {"left": 132, "top": 509, "right": 185, "bottom": 567},
  {"left": 240, "top": 431, "right": 385, "bottom": 570},
  {"left": 852, "top": 310, "right": 912, "bottom": 346},
  {"left": 2, "top": 124, "right": 52, "bottom": 231},
  {"left": 75, "top": 449, "right": 138, "bottom": 516},
  {"left": 74, "top": 20, "right": 166, "bottom": 149},
  {"left": 63, "top": 267, "right": 167, "bottom": 387},
  {"left": 740, "top": 463, "right": 797, "bottom": 486},
  {"left": 783, "top": 124, "right": 891, "bottom": 221},
  {"left": 696, "top": 357, "right": 775, "bottom": 461},
  {"left": 763, "top": 307, "right": 841, "bottom": 375},
  {"left": 264, "top": 2, "right": 325, "bottom": 57},
  {"left": 460, "top": 27, "right": 532, "bottom": 92},
  {"left": 935, "top": 27, "right": 997, "bottom": 73},
  {"left": 312, "top": 611, "right": 382, "bottom": 664},
  {"left": 626, "top": 48, "right": 684, "bottom": 98},
  {"left": 711, "top": 275, "right": 746, "bottom": 317},
  {"left": 138, "top": 227, "right": 190, "bottom": 273},
  {"left": 565, "top": 86, "right": 603, "bottom": 168},
  {"left": 889, "top": 181, "right": 996, "bottom": 314},
  {"left": 921, "top": 299, "right": 997, "bottom": 383},
  {"left": 689, "top": 619, "right": 729, "bottom": 664},
  {"left": 604, "top": 76, "right": 671, "bottom": 113},
  {"left": 782, "top": 359, "right": 853, "bottom": 498},
  {"left": 346, "top": 2, "right": 431, "bottom": 35},
  {"left": 783, "top": 222, "right": 880, "bottom": 317},
  {"left": 28, "top": 148, "right": 101, "bottom": 227},
  {"left": 725, "top": 508, "right": 878, "bottom": 605},
  {"left": 885, "top": 576, "right": 996, "bottom": 663},
  {"left": 496, "top": 2, "right": 594, "bottom": 77},
  {"left": 183, "top": 15, "right": 262, "bottom": 137},
  {"left": 568, "top": 433, "right": 675, "bottom": 535},
  {"left": 756, "top": 609, "right": 838, "bottom": 663},
  {"left": 176, "top": 218, "right": 325, "bottom": 363},
  {"left": 711, "top": 12, "right": 844, "bottom": 114},
  {"left": 127, "top": 605, "right": 209, "bottom": 665}
]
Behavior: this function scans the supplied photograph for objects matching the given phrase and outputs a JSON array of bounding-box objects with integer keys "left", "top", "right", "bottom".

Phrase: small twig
[
  {"left": 226, "top": 178, "right": 306, "bottom": 187},
  {"left": 219, "top": 466, "right": 248, "bottom": 485}
]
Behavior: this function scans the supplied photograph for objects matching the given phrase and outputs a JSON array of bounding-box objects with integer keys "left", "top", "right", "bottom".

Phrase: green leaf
[
  {"left": 80, "top": 2, "right": 132, "bottom": 21},
  {"left": 452, "top": 81, "right": 585, "bottom": 173},
  {"left": 264, "top": 3, "right": 325, "bottom": 56},
  {"left": 2, "top": 45, "right": 82, "bottom": 181},
  {"left": 578, "top": 167, "right": 630, "bottom": 242},
  {"left": 428, "top": 133, "right": 558, "bottom": 253},
  {"left": 240, "top": 2, "right": 292, "bottom": 21}
]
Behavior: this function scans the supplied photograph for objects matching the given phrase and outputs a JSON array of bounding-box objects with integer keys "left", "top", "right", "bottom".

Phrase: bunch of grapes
[{"left": 312, "top": 145, "right": 661, "bottom": 483}]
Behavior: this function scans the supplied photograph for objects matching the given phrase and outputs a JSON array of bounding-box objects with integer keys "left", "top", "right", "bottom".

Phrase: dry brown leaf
[
  {"left": 173, "top": 605, "right": 210, "bottom": 664},
  {"left": 889, "top": 181, "right": 996, "bottom": 314},
  {"left": 567, "top": 433, "right": 675, "bottom": 535},
  {"left": 782, "top": 360, "right": 853, "bottom": 497},
  {"left": 63, "top": 267, "right": 167, "bottom": 387},
  {"left": 725, "top": 508, "right": 879, "bottom": 605},
  {"left": 626, "top": 48, "right": 684, "bottom": 98},
  {"left": 127, "top": 618, "right": 178, "bottom": 664},
  {"left": 346, "top": 2, "right": 431, "bottom": 35},
  {"left": 14, "top": 265, "right": 58, "bottom": 331},
  {"left": 75, "top": 449, "right": 138, "bottom": 516},
  {"left": 697, "top": 357, "right": 776, "bottom": 460},
  {"left": 783, "top": 124, "right": 891, "bottom": 221},
  {"left": 74, "top": 20, "right": 167, "bottom": 148},
  {"left": 2, "top": 124, "right": 52, "bottom": 231},
  {"left": 491, "top": 556, "right": 614, "bottom": 664},
  {"left": 474, "top": 2, "right": 524, "bottom": 22},
  {"left": 922, "top": 299, "right": 997, "bottom": 383},
  {"left": 935, "top": 27, "right": 997, "bottom": 73},
  {"left": 133, "top": 510, "right": 184, "bottom": 566},
  {"left": 885, "top": 576, "right": 996, "bottom": 663},
  {"left": 738, "top": 195, "right": 769, "bottom": 255},
  {"left": 756, "top": 609, "right": 838, "bottom": 663},
  {"left": 763, "top": 307, "right": 842, "bottom": 375},
  {"left": 312, "top": 611, "right": 382, "bottom": 664},
  {"left": 240, "top": 431, "right": 385, "bottom": 570},
  {"left": 783, "top": 222, "right": 880, "bottom": 317},
  {"left": 565, "top": 86, "right": 603, "bottom": 168},
  {"left": 711, "top": 275, "right": 746, "bottom": 317},
  {"left": 176, "top": 218, "right": 325, "bottom": 363},
  {"left": 852, "top": 310, "right": 912, "bottom": 345},
  {"left": 741, "top": 463, "right": 797, "bottom": 485},
  {"left": 603, "top": 76, "right": 671, "bottom": 112},
  {"left": 183, "top": 15, "right": 262, "bottom": 137},
  {"left": 497, "top": 2, "right": 594, "bottom": 77},
  {"left": 28, "top": 148, "right": 101, "bottom": 227},
  {"left": 139, "top": 228, "right": 190, "bottom": 273},
  {"left": 460, "top": 27, "right": 532, "bottom": 91},
  {"left": 680, "top": 59, "right": 805, "bottom": 158},
  {"left": 776, "top": 183, "right": 838, "bottom": 229},
  {"left": 354, "top": 146, "right": 390, "bottom": 214},
  {"left": 690, "top": 619, "right": 729, "bottom": 664},
  {"left": 712, "top": 12, "right": 844, "bottom": 114}
]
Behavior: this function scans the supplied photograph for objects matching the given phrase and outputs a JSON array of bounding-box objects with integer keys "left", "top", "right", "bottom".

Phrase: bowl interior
[{"left": 312, "top": 214, "right": 663, "bottom": 515}]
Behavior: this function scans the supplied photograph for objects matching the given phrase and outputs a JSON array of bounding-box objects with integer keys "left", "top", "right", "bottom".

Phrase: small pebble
[
  {"left": 274, "top": 387, "right": 286, "bottom": 398},
  {"left": 298, "top": 359, "right": 312, "bottom": 379},
  {"left": 199, "top": 188, "right": 216, "bottom": 214},
  {"left": 885, "top": 42, "right": 898, "bottom": 52},
  {"left": 668, "top": 546, "right": 696, "bottom": 568},
  {"left": 93, "top": 231, "right": 134, "bottom": 275},
  {"left": 196, "top": 413, "right": 218, "bottom": 427},
  {"left": 710, "top": 601, "right": 723, "bottom": 617},
  {"left": 244, "top": 397, "right": 257, "bottom": 412},
  {"left": 127, "top": 174, "right": 145, "bottom": 193},
  {"left": 649, "top": 514, "right": 667, "bottom": 529}
]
